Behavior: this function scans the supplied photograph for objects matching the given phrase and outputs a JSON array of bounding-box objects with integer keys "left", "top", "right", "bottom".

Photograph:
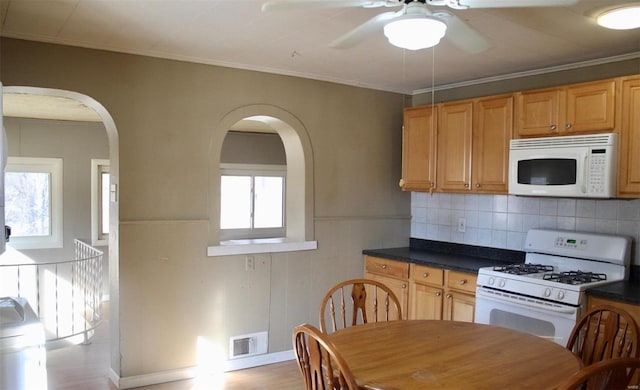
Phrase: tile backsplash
[{"left": 411, "top": 193, "right": 640, "bottom": 265}]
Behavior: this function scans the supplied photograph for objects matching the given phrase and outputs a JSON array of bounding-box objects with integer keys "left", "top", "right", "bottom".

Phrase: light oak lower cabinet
[
  {"left": 409, "top": 264, "right": 444, "bottom": 320},
  {"left": 408, "top": 263, "right": 477, "bottom": 322},
  {"left": 588, "top": 296, "right": 640, "bottom": 322},
  {"left": 444, "top": 270, "right": 477, "bottom": 322},
  {"left": 365, "top": 256, "right": 478, "bottom": 322},
  {"left": 364, "top": 256, "right": 409, "bottom": 319}
]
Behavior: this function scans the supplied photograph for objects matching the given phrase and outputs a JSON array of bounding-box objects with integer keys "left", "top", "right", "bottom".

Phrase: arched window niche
[{"left": 207, "top": 105, "right": 316, "bottom": 256}]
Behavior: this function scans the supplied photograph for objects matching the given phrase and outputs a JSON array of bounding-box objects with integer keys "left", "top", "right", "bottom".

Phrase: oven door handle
[{"left": 476, "top": 288, "right": 577, "bottom": 314}]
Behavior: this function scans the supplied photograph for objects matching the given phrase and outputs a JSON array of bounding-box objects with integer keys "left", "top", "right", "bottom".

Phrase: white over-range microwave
[{"left": 508, "top": 133, "right": 617, "bottom": 198}]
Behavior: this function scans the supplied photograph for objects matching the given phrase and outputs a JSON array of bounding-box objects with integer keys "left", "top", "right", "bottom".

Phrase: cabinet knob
[
  {"left": 550, "top": 124, "right": 557, "bottom": 131},
  {"left": 475, "top": 183, "right": 480, "bottom": 188},
  {"left": 565, "top": 123, "right": 572, "bottom": 129},
  {"left": 446, "top": 294, "right": 452, "bottom": 299},
  {"left": 435, "top": 292, "right": 441, "bottom": 297},
  {"left": 459, "top": 279, "right": 467, "bottom": 285},
  {"left": 423, "top": 272, "right": 429, "bottom": 278},
  {"left": 464, "top": 183, "right": 469, "bottom": 188},
  {"left": 381, "top": 264, "right": 388, "bottom": 269},
  {"left": 402, "top": 283, "right": 407, "bottom": 289},
  {"left": 398, "top": 178, "right": 405, "bottom": 187}
]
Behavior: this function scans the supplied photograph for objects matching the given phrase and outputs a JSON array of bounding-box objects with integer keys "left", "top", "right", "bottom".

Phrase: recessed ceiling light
[{"left": 596, "top": 5, "right": 640, "bottom": 30}]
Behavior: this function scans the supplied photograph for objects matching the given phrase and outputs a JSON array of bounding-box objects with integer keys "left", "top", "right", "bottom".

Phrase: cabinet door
[
  {"left": 566, "top": 79, "right": 615, "bottom": 133},
  {"left": 401, "top": 106, "right": 437, "bottom": 191},
  {"left": 444, "top": 291, "right": 475, "bottom": 322},
  {"left": 516, "top": 88, "right": 563, "bottom": 137},
  {"left": 472, "top": 95, "right": 513, "bottom": 193},
  {"left": 618, "top": 76, "right": 640, "bottom": 197},
  {"left": 365, "top": 272, "right": 409, "bottom": 320},
  {"left": 409, "top": 282, "right": 443, "bottom": 320},
  {"left": 437, "top": 101, "right": 473, "bottom": 191}
]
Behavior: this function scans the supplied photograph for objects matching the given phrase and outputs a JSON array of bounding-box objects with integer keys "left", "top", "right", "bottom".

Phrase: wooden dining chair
[
  {"left": 293, "top": 323, "right": 361, "bottom": 390},
  {"left": 557, "top": 357, "right": 640, "bottom": 390},
  {"left": 319, "top": 278, "right": 402, "bottom": 334},
  {"left": 566, "top": 305, "right": 640, "bottom": 366}
]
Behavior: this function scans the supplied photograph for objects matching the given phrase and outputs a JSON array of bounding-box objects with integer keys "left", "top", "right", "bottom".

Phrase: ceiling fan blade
[
  {"left": 452, "top": 0, "right": 578, "bottom": 9},
  {"left": 262, "top": 0, "right": 400, "bottom": 12},
  {"left": 432, "top": 11, "right": 492, "bottom": 54},
  {"left": 329, "top": 10, "right": 401, "bottom": 49}
]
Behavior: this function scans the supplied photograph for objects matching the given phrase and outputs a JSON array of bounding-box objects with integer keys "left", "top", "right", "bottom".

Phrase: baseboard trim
[{"left": 110, "top": 350, "right": 295, "bottom": 389}]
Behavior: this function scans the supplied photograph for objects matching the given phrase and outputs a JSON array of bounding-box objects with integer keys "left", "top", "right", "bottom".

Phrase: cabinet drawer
[
  {"left": 365, "top": 256, "right": 409, "bottom": 280},
  {"left": 410, "top": 263, "right": 444, "bottom": 286},
  {"left": 446, "top": 271, "right": 477, "bottom": 294}
]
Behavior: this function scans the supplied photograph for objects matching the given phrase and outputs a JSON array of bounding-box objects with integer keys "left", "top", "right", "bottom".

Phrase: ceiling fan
[{"left": 262, "top": 0, "right": 579, "bottom": 52}]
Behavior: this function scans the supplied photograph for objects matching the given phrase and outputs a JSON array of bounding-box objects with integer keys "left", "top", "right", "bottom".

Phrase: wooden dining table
[{"left": 328, "top": 320, "right": 583, "bottom": 390}]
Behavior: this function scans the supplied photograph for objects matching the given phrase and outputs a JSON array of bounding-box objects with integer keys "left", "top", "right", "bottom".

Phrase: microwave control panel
[{"left": 587, "top": 148, "right": 609, "bottom": 195}]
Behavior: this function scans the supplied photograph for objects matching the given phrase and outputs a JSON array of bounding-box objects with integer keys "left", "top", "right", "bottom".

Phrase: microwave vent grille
[{"left": 511, "top": 133, "right": 616, "bottom": 150}]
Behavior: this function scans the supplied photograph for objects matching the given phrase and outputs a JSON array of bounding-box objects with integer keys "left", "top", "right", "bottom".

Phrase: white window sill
[{"left": 207, "top": 238, "right": 317, "bottom": 257}]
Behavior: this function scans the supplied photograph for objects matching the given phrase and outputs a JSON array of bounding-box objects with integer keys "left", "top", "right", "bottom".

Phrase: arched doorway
[{"left": 2, "top": 86, "right": 121, "bottom": 379}]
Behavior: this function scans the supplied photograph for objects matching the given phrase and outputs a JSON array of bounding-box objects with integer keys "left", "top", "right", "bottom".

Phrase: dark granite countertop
[
  {"left": 362, "top": 238, "right": 525, "bottom": 274},
  {"left": 587, "top": 280, "right": 640, "bottom": 305},
  {"left": 366, "top": 239, "right": 640, "bottom": 306}
]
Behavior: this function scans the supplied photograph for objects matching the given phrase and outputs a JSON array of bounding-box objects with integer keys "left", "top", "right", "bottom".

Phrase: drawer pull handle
[
  {"left": 402, "top": 284, "right": 407, "bottom": 289},
  {"left": 382, "top": 264, "right": 388, "bottom": 269},
  {"left": 435, "top": 292, "right": 441, "bottom": 297},
  {"left": 423, "top": 272, "right": 429, "bottom": 278},
  {"left": 446, "top": 294, "right": 452, "bottom": 299},
  {"left": 459, "top": 280, "right": 467, "bottom": 285}
]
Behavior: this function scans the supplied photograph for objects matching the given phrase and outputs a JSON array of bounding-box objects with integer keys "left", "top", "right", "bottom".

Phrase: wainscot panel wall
[{"left": 0, "top": 37, "right": 409, "bottom": 384}]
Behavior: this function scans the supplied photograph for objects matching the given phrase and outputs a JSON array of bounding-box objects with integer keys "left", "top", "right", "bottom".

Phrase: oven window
[
  {"left": 517, "top": 158, "right": 577, "bottom": 185},
  {"left": 490, "top": 309, "right": 556, "bottom": 340}
]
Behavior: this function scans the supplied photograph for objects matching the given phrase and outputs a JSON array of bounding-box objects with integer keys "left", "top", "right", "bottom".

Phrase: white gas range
[{"left": 474, "top": 229, "right": 631, "bottom": 346}]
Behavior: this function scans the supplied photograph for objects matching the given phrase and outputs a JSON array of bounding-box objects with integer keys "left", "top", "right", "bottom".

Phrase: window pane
[
  {"left": 221, "top": 176, "right": 252, "bottom": 229},
  {"left": 254, "top": 176, "right": 283, "bottom": 228},
  {"left": 5, "top": 172, "right": 51, "bottom": 237},
  {"left": 100, "top": 172, "right": 110, "bottom": 235}
]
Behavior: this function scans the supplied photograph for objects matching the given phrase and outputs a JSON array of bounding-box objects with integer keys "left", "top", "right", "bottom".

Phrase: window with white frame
[
  {"left": 5, "top": 157, "right": 63, "bottom": 249},
  {"left": 91, "top": 159, "right": 110, "bottom": 246},
  {"left": 220, "top": 164, "right": 286, "bottom": 240}
]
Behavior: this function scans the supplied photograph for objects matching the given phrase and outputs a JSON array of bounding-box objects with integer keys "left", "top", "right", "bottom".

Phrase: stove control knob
[
  {"left": 544, "top": 288, "right": 551, "bottom": 297},
  {"left": 488, "top": 277, "right": 495, "bottom": 286},
  {"left": 498, "top": 279, "right": 506, "bottom": 288},
  {"left": 557, "top": 291, "right": 565, "bottom": 300}
]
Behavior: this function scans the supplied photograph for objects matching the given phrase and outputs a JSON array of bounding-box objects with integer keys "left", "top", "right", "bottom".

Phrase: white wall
[{"left": 411, "top": 192, "right": 640, "bottom": 265}]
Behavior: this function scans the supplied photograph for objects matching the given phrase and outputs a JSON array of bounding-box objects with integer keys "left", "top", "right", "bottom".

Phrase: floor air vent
[{"left": 229, "top": 331, "right": 268, "bottom": 359}]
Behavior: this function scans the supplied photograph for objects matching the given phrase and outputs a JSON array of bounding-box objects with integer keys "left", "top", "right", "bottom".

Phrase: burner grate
[
  {"left": 493, "top": 264, "right": 554, "bottom": 275},
  {"left": 543, "top": 271, "right": 607, "bottom": 285}
]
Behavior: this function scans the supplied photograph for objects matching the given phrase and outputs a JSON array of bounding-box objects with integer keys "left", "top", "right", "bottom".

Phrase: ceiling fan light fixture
[
  {"left": 596, "top": 5, "right": 640, "bottom": 30},
  {"left": 383, "top": 16, "right": 447, "bottom": 50}
]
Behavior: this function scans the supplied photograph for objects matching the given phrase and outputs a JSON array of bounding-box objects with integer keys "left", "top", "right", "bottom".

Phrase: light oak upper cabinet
[
  {"left": 516, "top": 79, "right": 615, "bottom": 137},
  {"left": 472, "top": 95, "right": 513, "bottom": 193},
  {"left": 618, "top": 75, "right": 640, "bottom": 197},
  {"left": 437, "top": 95, "right": 512, "bottom": 193},
  {"left": 400, "top": 106, "right": 437, "bottom": 191},
  {"left": 437, "top": 101, "right": 473, "bottom": 192}
]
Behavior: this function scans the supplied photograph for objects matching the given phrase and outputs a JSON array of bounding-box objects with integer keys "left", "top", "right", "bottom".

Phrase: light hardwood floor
[{"left": 45, "top": 304, "right": 302, "bottom": 389}]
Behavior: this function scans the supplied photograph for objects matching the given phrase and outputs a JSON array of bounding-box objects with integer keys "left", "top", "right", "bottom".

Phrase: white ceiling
[{"left": 1, "top": 0, "right": 639, "bottom": 96}]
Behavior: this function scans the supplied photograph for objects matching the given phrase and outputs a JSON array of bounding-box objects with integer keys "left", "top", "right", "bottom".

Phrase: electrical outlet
[
  {"left": 458, "top": 218, "right": 466, "bottom": 233},
  {"left": 245, "top": 255, "right": 255, "bottom": 271}
]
